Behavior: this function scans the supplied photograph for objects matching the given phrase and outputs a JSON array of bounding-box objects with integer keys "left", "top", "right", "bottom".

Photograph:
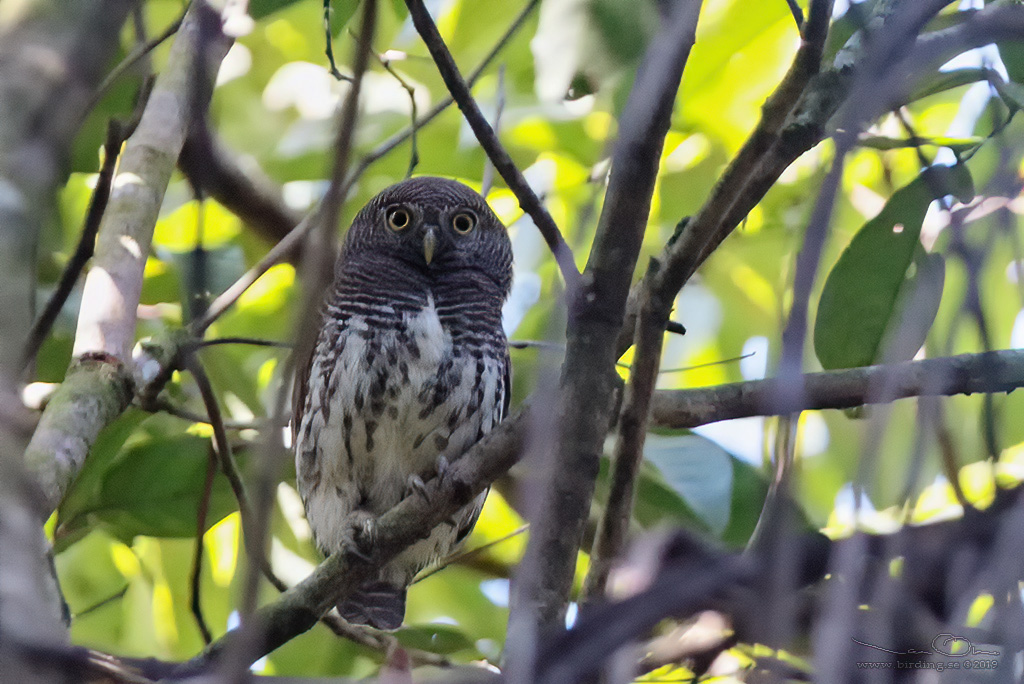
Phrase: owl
[{"left": 293, "top": 177, "right": 513, "bottom": 630}]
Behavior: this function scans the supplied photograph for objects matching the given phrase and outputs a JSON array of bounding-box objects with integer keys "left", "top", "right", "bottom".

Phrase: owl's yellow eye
[
  {"left": 452, "top": 211, "right": 476, "bottom": 234},
  {"left": 387, "top": 207, "right": 411, "bottom": 231}
]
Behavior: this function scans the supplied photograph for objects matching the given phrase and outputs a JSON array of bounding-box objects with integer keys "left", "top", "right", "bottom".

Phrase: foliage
[{"left": 30, "top": 0, "right": 1024, "bottom": 678}]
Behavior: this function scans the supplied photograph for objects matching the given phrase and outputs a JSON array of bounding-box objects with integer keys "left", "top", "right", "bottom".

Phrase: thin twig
[
  {"left": 184, "top": 355, "right": 255, "bottom": 528},
  {"left": 191, "top": 337, "right": 292, "bottom": 349},
  {"left": 372, "top": 47, "right": 420, "bottom": 177},
  {"left": 147, "top": 397, "right": 261, "bottom": 430},
  {"left": 413, "top": 524, "right": 529, "bottom": 584},
  {"left": 355, "top": 0, "right": 539, "bottom": 174},
  {"left": 404, "top": 0, "right": 580, "bottom": 291},
  {"left": 85, "top": 12, "right": 184, "bottom": 121},
  {"left": 323, "top": 0, "right": 352, "bottom": 82},
  {"left": 192, "top": 212, "right": 314, "bottom": 334},
  {"left": 481, "top": 65, "right": 506, "bottom": 197},
  {"left": 190, "top": 449, "right": 217, "bottom": 645},
  {"left": 786, "top": 0, "right": 805, "bottom": 29}
]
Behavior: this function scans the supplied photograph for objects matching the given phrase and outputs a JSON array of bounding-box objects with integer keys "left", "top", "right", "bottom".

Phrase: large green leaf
[
  {"left": 814, "top": 165, "right": 972, "bottom": 370},
  {"left": 642, "top": 434, "right": 734, "bottom": 536},
  {"left": 60, "top": 434, "right": 239, "bottom": 543}
]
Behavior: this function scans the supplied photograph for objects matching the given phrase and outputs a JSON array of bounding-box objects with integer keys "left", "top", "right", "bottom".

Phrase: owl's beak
[{"left": 422, "top": 227, "right": 437, "bottom": 264}]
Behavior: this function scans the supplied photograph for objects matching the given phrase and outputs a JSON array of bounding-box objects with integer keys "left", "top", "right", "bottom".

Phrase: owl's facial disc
[{"left": 422, "top": 226, "right": 437, "bottom": 264}]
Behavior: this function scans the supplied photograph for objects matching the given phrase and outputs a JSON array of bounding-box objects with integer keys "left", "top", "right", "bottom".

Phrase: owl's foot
[
  {"left": 405, "top": 474, "right": 430, "bottom": 501},
  {"left": 435, "top": 455, "right": 450, "bottom": 481},
  {"left": 344, "top": 510, "right": 377, "bottom": 563},
  {"left": 405, "top": 454, "right": 452, "bottom": 502}
]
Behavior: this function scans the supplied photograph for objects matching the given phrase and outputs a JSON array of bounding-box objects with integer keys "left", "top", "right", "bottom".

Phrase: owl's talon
[
  {"left": 435, "top": 455, "right": 450, "bottom": 481},
  {"left": 345, "top": 511, "right": 377, "bottom": 562},
  {"left": 406, "top": 474, "right": 430, "bottom": 501}
]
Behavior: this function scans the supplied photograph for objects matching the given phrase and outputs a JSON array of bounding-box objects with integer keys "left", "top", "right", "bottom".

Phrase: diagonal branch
[
  {"left": 403, "top": 0, "right": 580, "bottom": 291},
  {"left": 24, "top": 0, "right": 233, "bottom": 515},
  {"left": 170, "top": 410, "right": 528, "bottom": 676},
  {"left": 167, "top": 343, "right": 1024, "bottom": 672}
]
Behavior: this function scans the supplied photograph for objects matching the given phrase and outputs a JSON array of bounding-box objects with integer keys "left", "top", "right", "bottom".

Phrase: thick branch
[
  {"left": 511, "top": 0, "right": 703, "bottom": 635},
  {"left": 24, "top": 1, "right": 233, "bottom": 515},
  {"left": 649, "top": 349, "right": 1024, "bottom": 430},
  {"left": 169, "top": 343, "right": 1024, "bottom": 670},
  {"left": 404, "top": 0, "right": 580, "bottom": 290},
  {"left": 179, "top": 130, "right": 303, "bottom": 248},
  {"left": 0, "top": 0, "right": 135, "bottom": 671}
]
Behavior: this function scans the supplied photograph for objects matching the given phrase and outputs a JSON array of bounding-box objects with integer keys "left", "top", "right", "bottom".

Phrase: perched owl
[{"left": 293, "top": 177, "right": 513, "bottom": 630}]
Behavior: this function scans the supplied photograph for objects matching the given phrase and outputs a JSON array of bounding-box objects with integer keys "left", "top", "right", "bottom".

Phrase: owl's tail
[{"left": 338, "top": 580, "right": 407, "bottom": 631}]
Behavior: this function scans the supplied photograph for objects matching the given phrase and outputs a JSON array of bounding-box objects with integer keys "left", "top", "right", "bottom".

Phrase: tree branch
[
  {"left": 170, "top": 410, "right": 528, "bottom": 676},
  {"left": 403, "top": 0, "right": 580, "bottom": 291},
  {"left": 165, "top": 341, "right": 1024, "bottom": 671},
  {"left": 24, "top": 77, "right": 155, "bottom": 372},
  {"left": 509, "top": 0, "right": 703, "bottom": 640},
  {"left": 648, "top": 349, "right": 1024, "bottom": 430},
  {"left": 24, "top": 0, "right": 233, "bottom": 514},
  {"left": 179, "top": 129, "right": 304, "bottom": 248},
  {"left": 0, "top": 0, "right": 136, "bottom": 673}
]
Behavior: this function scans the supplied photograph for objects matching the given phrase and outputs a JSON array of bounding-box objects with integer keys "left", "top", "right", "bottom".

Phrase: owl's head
[{"left": 344, "top": 177, "right": 513, "bottom": 297}]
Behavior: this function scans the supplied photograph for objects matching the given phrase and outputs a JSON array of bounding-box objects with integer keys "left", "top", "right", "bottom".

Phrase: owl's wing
[
  {"left": 500, "top": 348, "right": 512, "bottom": 421},
  {"left": 290, "top": 330, "right": 317, "bottom": 445},
  {"left": 454, "top": 347, "right": 510, "bottom": 545}
]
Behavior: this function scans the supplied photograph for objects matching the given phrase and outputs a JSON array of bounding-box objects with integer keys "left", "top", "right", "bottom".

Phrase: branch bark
[
  {"left": 24, "top": 0, "right": 233, "bottom": 515},
  {"left": 171, "top": 410, "right": 528, "bottom": 677},
  {"left": 509, "top": 0, "right": 704, "bottom": 639},
  {"left": 0, "top": 0, "right": 134, "bottom": 678},
  {"left": 168, "top": 343, "right": 1024, "bottom": 671}
]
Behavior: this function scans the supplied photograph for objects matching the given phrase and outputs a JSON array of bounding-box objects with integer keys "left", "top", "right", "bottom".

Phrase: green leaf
[
  {"left": 643, "top": 434, "right": 734, "bottom": 536},
  {"left": 589, "top": 0, "right": 656, "bottom": 66},
  {"left": 249, "top": 0, "right": 311, "bottom": 20},
  {"left": 998, "top": 39, "right": 1024, "bottom": 84},
  {"left": 64, "top": 435, "right": 239, "bottom": 542},
  {"left": 879, "top": 250, "right": 946, "bottom": 364},
  {"left": 57, "top": 409, "right": 149, "bottom": 549},
  {"left": 814, "top": 165, "right": 971, "bottom": 370},
  {"left": 906, "top": 67, "right": 987, "bottom": 104},
  {"left": 858, "top": 135, "right": 982, "bottom": 153},
  {"left": 395, "top": 624, "right": 475, "bottom": 655}
]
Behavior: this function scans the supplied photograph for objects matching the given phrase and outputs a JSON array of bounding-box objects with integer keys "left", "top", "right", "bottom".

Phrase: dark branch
[
  {"left": 511, "top": 0, "right": 702, "bottom": 635},
  {"left": 786, "top": 0, "right": 805, "bottom": 29},
  {"left": 649, "top": 349, "right": 1024, "bottom": 430},
  {"left": 178, "top": 130, "right": 303, "bottom": 249},
  {"left": 170, "top": 410, "right": 528, "bottom": 676},
  {"left": 404, "top": 0, "right": 580, "bottom": 291}
]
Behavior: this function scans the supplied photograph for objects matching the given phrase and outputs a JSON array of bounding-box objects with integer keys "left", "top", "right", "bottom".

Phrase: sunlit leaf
[
  {"left": 394, "top": 623, "right": 476, "bottom": 655},
  {"left": 643, "top": 433, "right": 734, "bottom": 536},
  {"left": 63, "top": 435, "right": 239, "bottom": 542},
  {"left": 858, "top": 134, "right": 982, "bottom": 153},
  {"left": 814, "top": 165, "right": 972, "bottom": 370}
]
